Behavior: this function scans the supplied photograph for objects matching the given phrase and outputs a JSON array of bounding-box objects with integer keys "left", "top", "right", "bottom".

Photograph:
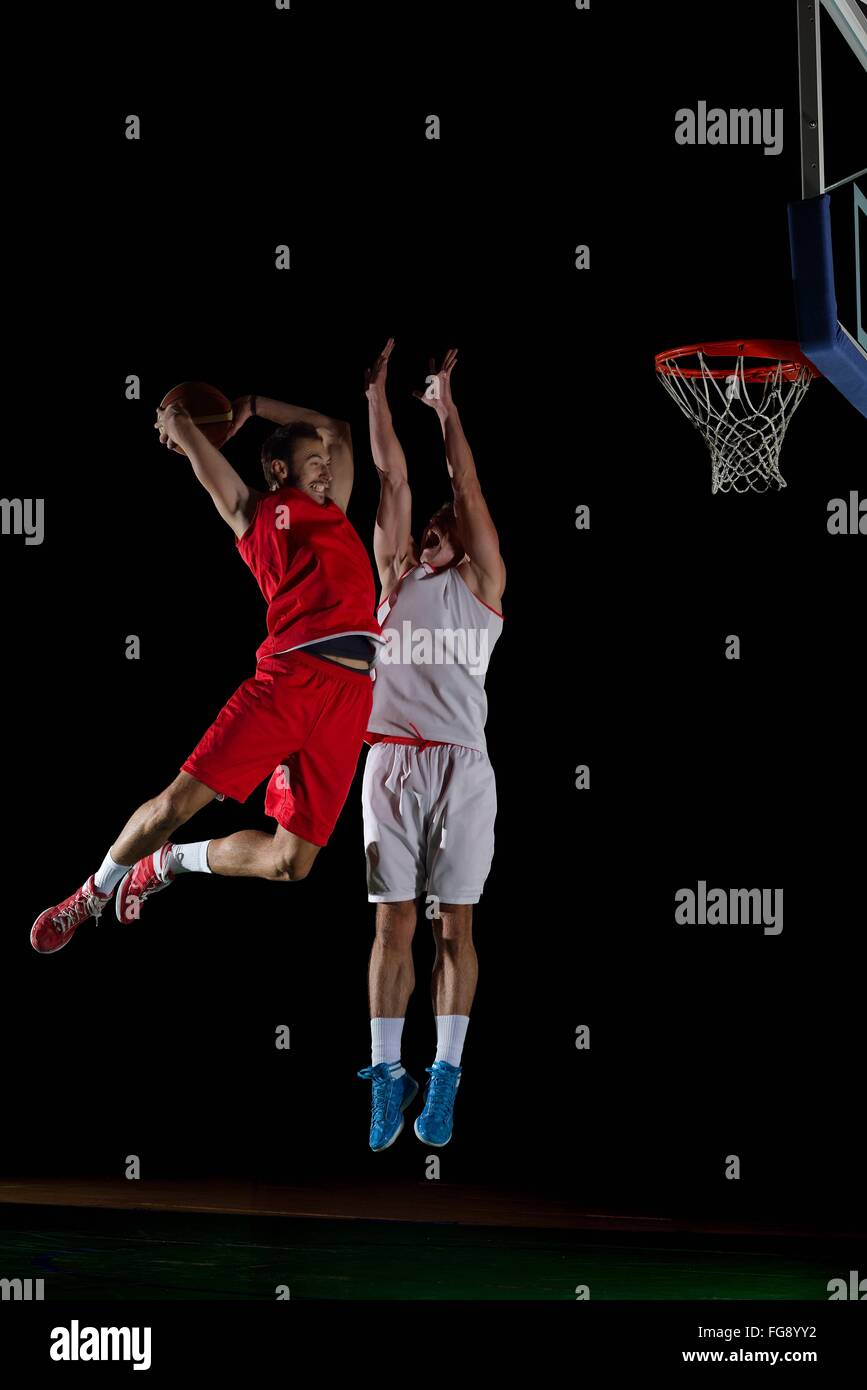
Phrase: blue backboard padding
[{"left": 788, "top": 194, "right": 867, "bottom": 419}]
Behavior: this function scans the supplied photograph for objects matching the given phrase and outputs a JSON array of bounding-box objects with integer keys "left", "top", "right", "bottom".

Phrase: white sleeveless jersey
[{"left": 368, "top": 563, "right": 503, "bottom": 753}]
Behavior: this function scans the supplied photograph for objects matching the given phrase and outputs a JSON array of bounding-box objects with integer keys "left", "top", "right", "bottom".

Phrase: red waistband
[{"left": 366, "top": 721, "right": 454, "bottom": 750}]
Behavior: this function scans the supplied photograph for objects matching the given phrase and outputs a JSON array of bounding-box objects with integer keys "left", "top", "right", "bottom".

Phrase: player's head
[
  {"left": 261, "top": 423, "right": 332, "bottom": 502},
  {"left": 420, "top": 502, "right": 464, "bottom": 569}
]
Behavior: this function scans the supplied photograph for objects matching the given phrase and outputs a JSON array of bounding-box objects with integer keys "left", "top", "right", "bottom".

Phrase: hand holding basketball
[
  {"left": 157, "top": 383, "right": 234, "bottom": 456},
  {"left": 223, "top": 395, "right": 253, "bottom": 442},
  {"left": 155, "top": 401, "right": 192, "bottom": 453}
]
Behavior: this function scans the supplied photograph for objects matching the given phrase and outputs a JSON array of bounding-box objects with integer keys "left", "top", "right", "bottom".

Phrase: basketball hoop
[{"left": 655, "top": 340, "right": 818, "bottom": 493}]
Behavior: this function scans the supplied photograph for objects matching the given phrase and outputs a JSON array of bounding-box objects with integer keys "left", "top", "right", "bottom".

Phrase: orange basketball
[{"left": 158, "top": 382, "right": 234, "bottom": 453}]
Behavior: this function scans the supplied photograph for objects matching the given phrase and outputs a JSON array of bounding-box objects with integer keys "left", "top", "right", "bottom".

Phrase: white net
[{"left": 657, "top": 350, "right": 814, "bottom": 493}]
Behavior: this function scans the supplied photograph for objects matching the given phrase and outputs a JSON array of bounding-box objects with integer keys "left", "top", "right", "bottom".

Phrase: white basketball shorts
[{"left": 362, "top": 742, "right": 497, "bottom": 905}]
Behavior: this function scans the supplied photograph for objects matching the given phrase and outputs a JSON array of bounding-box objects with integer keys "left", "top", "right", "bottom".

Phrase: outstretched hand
[
  {"left": 412, "top": 348, "right": 458, "bottom": 412},
  {"left": 365, "top": 337, "right": 395, "bottom": 398}
]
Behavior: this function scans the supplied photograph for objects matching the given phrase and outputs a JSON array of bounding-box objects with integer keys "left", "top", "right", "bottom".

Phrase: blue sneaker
[
  {"left": 357, "top": 1063, "right": 419, "bottom": 1152},
  {"left": 413, "top": 1061, "right": 462, "bottom": 1146}
]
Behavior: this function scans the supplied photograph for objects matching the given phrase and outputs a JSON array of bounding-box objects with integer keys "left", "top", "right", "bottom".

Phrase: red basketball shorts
[{"left": 181, "top": 648, "right": 374, "bottom": 846}]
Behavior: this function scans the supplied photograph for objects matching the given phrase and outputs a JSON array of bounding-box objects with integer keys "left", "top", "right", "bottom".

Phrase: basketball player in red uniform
[
  {"left": 32, "top": 392, "right": 381, "bottom": 952},
  {"left": 357, "top": 342, "right": 505, "bottom": 1149}
]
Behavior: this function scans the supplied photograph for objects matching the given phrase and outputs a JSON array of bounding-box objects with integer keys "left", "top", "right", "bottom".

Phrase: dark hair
[
  {"left": 426, "top": 500, "right": 464, "bottom": 557},
  {"left": 429, "top": 501, "right": 458, "bottom": 535},
  {"left": 261, "top": 422, "right": 322, "bottom": 488}
]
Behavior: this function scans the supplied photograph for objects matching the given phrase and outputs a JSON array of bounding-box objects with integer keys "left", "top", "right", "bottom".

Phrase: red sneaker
[
  {"left": 31, "top": 875, "right": 112, "bottom": 954},
  {"left": 115, "top": 844, "right": 175, "bottom": 924}
]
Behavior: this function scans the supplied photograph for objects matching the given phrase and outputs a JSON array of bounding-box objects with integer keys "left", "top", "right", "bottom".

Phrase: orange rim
[{"left": 655, "top": 339, "right": 819, "bottom": 381}]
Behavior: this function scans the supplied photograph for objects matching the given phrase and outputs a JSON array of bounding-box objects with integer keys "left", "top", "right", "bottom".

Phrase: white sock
[
  {"left": 93, "top": 850, "right": 131, "bottom": 896},
  {"left": 371, "top": 1016, "right": 405, "bottom": 1072},
  {"left": 166, "top": 841, "right": 212, "bottom": 876},
  {"left": 435, "top": 1014, "right": 469, "bottom": 1068}
]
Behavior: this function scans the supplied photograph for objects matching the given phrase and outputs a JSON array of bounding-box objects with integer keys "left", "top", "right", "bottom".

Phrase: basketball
[{"left": 158, "top": 382, "right": 234, "bottom": 453}]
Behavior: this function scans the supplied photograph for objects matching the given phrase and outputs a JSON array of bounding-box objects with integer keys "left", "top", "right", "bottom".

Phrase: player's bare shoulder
[
  {"left": 456, "top": 556, "right": 505, "bottom": 615},
  {"left": 378, "top": 541, "right": 419, "bottom": 602}
]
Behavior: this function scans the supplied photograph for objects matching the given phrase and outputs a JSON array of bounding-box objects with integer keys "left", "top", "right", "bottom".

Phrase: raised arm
[
  {"left": 226, "top": 392, "right": 354, "bottom": 514},
  {"left": 156, "top": 401, "right": 260, "bottom": 539},
  {"left": 414, "top": 349, "right": 505, "bottom": 607},
  {"left": 364, "top": 339, "right": 415, "bottom": 591}
]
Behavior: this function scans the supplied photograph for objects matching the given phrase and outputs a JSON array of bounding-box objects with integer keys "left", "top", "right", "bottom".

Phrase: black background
[{"left": 4, "top": 1, "right": 864, "bottom": 1232}]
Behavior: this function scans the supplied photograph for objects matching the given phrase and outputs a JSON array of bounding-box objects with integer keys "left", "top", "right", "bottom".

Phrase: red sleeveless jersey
[{"left": 236, "top": 486, "right": 381, "bottom": 661}]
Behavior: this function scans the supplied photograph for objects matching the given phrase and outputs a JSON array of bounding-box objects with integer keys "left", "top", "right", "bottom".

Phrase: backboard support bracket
[{"left": 797, "top": 0, "right": 824, "bottom": 197}]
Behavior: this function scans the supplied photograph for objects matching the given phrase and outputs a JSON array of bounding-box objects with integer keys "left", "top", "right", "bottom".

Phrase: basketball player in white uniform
[{"left": 357, "top": 341, "right": 505, "bottom": 1150}]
